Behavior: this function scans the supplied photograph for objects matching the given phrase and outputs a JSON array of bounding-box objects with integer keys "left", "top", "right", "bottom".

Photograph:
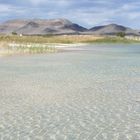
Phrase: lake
[{"left": 0, "top": 44, "right": 140, "bottom": 140}]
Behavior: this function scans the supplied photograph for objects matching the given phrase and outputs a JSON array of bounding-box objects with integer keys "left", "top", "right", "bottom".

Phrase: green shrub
[
  {"left": 12, "top": 32, "right": 17, "bottom": 35},
  {"left": 116, "top": 32, "right": 125, "bottom": 38}
]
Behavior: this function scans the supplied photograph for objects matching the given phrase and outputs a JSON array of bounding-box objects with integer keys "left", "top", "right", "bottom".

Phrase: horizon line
[{"left": 0, "top": 18, "right": 139, "bottom": 30}]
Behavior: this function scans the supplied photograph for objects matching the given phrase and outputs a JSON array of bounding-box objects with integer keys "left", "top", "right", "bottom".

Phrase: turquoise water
[{"left": 0, "top": 44, "right": 140, "bottom": 139}]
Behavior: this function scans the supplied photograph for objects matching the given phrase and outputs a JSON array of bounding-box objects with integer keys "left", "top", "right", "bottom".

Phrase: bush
[
  {"left": 12, "top": 32, "right": 17, "bottom": 35},
  {"left": 116, "top": 32, "right": 125, "bottom": 38}
]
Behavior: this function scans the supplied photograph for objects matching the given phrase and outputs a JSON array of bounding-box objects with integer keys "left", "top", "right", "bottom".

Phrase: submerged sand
[{"left": 0, "top": 44, "right": 140, "bottom": 139}]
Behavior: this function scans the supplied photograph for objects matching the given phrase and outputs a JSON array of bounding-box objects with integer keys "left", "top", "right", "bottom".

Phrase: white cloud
[
  {"left": 29, "top": 0, "right": 47, "bottom": 5},
  {"left": 121, "top": 2, "right": 140, "bottom": 11},
  {"left": 0, "top": 4, "right": 12, "bottom": 12},
  {"left": 28, "top": 0, "right": 72, "bottom": 6},
  {"left": 0, "top": 0, "right": 140, "bottom": 29}
]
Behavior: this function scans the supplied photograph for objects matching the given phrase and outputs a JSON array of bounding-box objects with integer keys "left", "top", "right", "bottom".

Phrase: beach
[{"left": 0, "top": 44, "right": 140, "bottom": 139}]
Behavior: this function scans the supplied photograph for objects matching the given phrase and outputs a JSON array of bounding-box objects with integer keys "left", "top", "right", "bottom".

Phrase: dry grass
[
  {"left": 0, "top": 35, "right": 139, "bottom": 56},
  {"left": 0, "top": 35, "right": 104, "bottom": 56},
  {"left": 0, "top": 35, "right": 104, "bottom": 44},
  {"left": 0, "top": 41, "right": 56, "bottom": 56},
  {"left": 0, "top": 42, "right": 8, "bottom": 48}
]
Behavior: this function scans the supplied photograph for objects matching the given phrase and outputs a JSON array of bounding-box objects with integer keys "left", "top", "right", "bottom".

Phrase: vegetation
[
  {"left": 12, "top": 32, "right": 17, "bottom": 35},
  {"left": 0, "top": 35, "right": 140, "bottom": 56},
  {"left": 82, "top": 36, "right": 140, "bottom": 44},
  {"left": 0, "top": 35, "right": 104, "bottom": 44},
  {"left": 0, "top": 34, "right": 139, "bottom": 44},
  {"left": 116, "top": 32, "right": 125, "bottom": 38}
]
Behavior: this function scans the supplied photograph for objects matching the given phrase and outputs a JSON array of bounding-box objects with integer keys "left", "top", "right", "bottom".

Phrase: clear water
[{"left": 0, "top": 44, "right": 140, "bottom": 140}]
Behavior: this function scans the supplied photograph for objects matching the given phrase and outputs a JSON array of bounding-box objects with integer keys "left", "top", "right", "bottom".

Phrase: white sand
[{"left": 0, "top": 44, "right": 140, "bottom": 139}]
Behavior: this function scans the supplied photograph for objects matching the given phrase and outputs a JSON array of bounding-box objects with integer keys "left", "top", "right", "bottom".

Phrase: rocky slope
[
  {"left": 0, "top": 19, "right": 87, "bottom": 35},
  {"left": 88, "top": 24, "right": 140, "bottom": 36},
  {"left": 0, "top": 19, "right": 139, "bottom": 36}
]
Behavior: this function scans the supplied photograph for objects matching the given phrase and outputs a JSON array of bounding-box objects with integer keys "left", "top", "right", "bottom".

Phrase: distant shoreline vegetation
[
  {"left": 0, "top": 35, "right": 140, "bottom": 56},
  {"left": 0, "top": 34, "right": 140, "bottom": 44}
]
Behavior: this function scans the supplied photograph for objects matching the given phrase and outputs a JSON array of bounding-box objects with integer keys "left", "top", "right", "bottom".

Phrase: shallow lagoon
[{"left": 0, "top": 44, "right": 140, "bottom": 140}]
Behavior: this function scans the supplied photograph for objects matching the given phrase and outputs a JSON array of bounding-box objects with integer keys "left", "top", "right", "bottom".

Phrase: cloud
[
  {"left": 0, "top": 4, "right": 12, "bottom": 12},
  {"left": 28, "top": 0, "right": 47, "bottom": 5},
  {"left": 0, "top": 0, "right": 140, "bottom": 29},
  {"left": 28, "top": 0, "right": 72, "bottom": 6}
]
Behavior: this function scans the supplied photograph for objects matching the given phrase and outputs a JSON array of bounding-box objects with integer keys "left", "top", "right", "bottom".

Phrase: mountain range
[{"left": 0, "top": 18, "right": 139, "bottom": 36}]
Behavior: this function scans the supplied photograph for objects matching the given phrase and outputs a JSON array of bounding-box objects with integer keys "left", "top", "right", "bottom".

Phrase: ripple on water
[{"left": 0, "top": 44, "right": 140, "bottom": 139}]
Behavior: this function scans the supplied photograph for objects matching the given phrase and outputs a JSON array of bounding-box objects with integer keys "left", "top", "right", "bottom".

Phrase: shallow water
[{"left": 0, "top": 44, "right": 140, "bottom": 140}]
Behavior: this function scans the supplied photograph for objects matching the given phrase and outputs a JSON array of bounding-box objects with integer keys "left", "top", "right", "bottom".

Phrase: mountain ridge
[
  {"left": 88, "top": 23, "right": 140, "bottom": 36},
  {"left": 0, "top": 19, "right": 139, "bottom": 36}
]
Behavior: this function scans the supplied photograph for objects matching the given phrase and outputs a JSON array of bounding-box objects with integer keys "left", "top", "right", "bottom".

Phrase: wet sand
[{"left": 0, "top": 44, "right": 140, "bottom": 140}]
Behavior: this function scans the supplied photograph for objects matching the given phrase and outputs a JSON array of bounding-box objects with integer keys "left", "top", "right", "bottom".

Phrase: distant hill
[
  {"left": 0, "top": 19, "right": 140, "bottom": 36},
  {"left": 0, "top": 19, "right": 87, "bottom": 35},
  {"left": 88, "top": 24, "right": 140, "bottom": 36}
]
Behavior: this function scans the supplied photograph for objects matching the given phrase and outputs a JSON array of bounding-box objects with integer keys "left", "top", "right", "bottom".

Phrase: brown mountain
[
  {"left": 88, "top": 24, "right": 140, "bottom": 36},
  {"left": 0, "top": 18, "right": 87, "bottom": 35},
  {"left": 0, "top": 19, "right": 139, "bottom": 36}
]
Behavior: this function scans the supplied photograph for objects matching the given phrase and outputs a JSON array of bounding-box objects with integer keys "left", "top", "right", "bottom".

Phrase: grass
[
  {"left": 0, "top": 35, "right": 104, "bottom": 44},
  {"left": 0, "top": 42, "right": 56, "bottom": 56},
  {"left": 83, "top": 36, "right": 140, "bottom": 44},
  {"left": 12, "top": 44, "right": 56, "bottom": 54},
  {"left": 0, "top": 35, "right": 140, "bottom": 56},
  {"left": 0, "top": 35, "right": 140, "bottom": 44}
]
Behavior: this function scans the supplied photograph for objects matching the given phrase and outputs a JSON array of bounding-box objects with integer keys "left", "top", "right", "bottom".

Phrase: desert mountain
[
  {"left": 0, "top": 19, "right": 87, "bottom": 35},
  {"left": 88, "top": 24, "right": 140, "bottom": 36},
  {"left": 0, "top": 19, "right": 139, "bottom": 36}
]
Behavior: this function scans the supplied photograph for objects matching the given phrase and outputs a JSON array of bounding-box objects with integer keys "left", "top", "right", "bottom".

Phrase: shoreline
[
  {"left": 0, "top": 40, "right": 140, "bottom": 58},
  {"left": 0, "top": 43, "right": 88, "bottom": 57}
]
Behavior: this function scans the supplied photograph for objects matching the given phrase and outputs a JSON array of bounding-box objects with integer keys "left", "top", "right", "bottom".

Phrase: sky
[{"left": 0, "top": 0, "right": 140, "bottom": 29}]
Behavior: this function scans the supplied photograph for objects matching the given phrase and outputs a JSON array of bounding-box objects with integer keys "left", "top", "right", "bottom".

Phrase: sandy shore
[
  {"left": 0, "top": 43, "right": 88, "bottom": 57},
  {"left": 0, "top": 44, "right": 140, "bottom": 139}
]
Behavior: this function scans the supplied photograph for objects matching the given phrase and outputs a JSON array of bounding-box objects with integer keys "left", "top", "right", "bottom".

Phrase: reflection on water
[{"left": 0, "top": 44, "right": 140, "bottom": 140}]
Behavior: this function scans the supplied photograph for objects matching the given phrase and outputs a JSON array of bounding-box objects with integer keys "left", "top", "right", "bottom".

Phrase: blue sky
[{"left": 0, "top": 0, "right": 140, "bottom": 29}]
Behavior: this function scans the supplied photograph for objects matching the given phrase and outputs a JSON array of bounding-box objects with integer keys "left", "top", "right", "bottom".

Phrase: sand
[{"left": 0, "top": 44, "right": 140, "bottom": 139}]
